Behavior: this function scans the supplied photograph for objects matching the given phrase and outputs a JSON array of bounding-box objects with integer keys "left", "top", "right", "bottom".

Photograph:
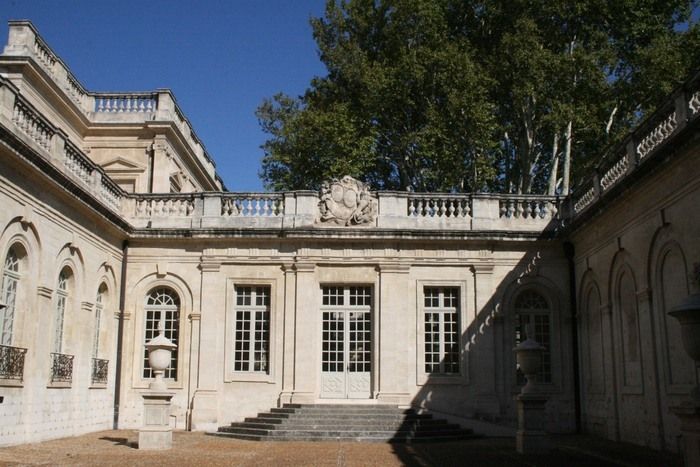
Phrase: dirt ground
[{"left": 0, "top": 430, "right": 683, "bottom": 467}]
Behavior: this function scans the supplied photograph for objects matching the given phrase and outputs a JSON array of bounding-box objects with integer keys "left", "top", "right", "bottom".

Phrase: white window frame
[
  {"left": 232, "top": 285, "right": 271, "bottom": 374},
  {"left": 1, "top": 248, "right": 20, "bottom": 346},
  {"left": 142, "top": 287, "right": 180, "bottom": 381},
  {"left": 93, "top": 288, "right": 105, "bottom": 359},
  {"left": 509, "top": 287, "right": 558, "bottom": 393},
  {"left": 225, "top": 278, "right": 277, "bottom": 383},
  {"left": 416, "top": 280, "right": 468, "bottom": 385},
  {"left": 53, "top": 270, "right": 69, "bottom": 354}
]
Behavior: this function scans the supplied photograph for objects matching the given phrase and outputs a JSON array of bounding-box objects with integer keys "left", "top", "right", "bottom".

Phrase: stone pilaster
[
  {"left": 278, "top": 263, "right": 296, "bottom": 405},
  {"left": 472, "top": 263, "right": 500, "bottom": 416},
  {"left": 189, "top": 260, "right": 220, "bottom": 431},
  {"left": 376, "top": 263, "right": 411, "bottom": 404},
  {"left": 291, "top": 262, "right": 316, "bottom": 403}
]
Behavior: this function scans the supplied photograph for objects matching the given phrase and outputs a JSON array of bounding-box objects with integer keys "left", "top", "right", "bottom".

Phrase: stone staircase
[{"left": 213, "top": 404, "right": 478, "bottom": 442}]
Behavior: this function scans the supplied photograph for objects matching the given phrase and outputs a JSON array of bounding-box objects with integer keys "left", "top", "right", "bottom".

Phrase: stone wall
[
  {"left": 569, "top": 126, "right": 700, "bottom": 451},
  {"left": 0, "top": 131, "right": 124, "bottom": 446}
]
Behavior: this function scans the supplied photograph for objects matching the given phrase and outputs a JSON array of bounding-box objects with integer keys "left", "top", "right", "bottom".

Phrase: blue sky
[{"left": 1, "top": 0, "right": 327, "bottom": 191}]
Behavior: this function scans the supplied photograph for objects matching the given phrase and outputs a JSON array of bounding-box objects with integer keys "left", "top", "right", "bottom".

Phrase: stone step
[
  {"left": 218, "top": 426, "right": 473, "bottom": 438},
  {"left": 216, "top": 403, "right": 478, "bottom": 443},
  {"left": 258, "top": 412, "right": 432, "bottom": 421},
  {"left": 271, "top": 406, "right": 417, "bottom": 415},
  {"left": 211, "top": 430, "right": 478, "bottom": 443},
  {"left": 231, "top": 419, "right": 449, "bottom": 430}
]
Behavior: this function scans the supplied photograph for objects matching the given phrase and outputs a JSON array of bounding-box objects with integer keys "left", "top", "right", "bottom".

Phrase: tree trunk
[
  {"left": 547, "top": 131, "right": 560, "bottom": 195},
  {"left": 561, "top": 120, "right": 573, "bottom": 195}
]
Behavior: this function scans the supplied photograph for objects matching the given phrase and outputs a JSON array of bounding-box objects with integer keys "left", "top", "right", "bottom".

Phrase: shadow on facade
[{"left": 387, "top": 222, "right": 575, "bottom": 461}]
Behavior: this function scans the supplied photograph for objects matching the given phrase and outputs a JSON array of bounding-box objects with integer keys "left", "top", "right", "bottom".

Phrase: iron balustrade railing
[
  {"left": 91, "top": 358, "right": 108, "bottom": 384},
  {"left": 50, "top": 352, "right": 74, "bottom": 383},
  {"left": 0, "top": 344, "right": 28, "bottom": 380}
]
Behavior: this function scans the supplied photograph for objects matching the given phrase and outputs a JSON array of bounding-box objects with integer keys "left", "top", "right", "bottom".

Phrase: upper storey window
[{"left": 1, "top": 247, "right": 22, "bottom": 345}]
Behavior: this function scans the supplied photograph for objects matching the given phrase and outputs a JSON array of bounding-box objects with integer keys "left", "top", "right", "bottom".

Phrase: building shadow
[{"left": 390, "top": 214, "right": 574, "bottom": 464}]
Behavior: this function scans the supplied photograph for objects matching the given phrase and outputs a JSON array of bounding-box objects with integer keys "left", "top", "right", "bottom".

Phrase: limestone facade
[{"left": 0, "top": 21, "right": 697, "bottom": 452}]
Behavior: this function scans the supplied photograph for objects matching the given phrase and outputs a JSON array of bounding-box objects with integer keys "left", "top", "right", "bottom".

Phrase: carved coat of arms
[{"left": 318, "top": 176, "right": 378, "bottom": 226}]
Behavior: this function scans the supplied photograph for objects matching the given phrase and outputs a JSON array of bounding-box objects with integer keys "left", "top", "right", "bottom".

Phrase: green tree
[
  {"left": 258, "top": 0, "right": 699, "bottom": 194},
  {"left": 258, "top": 0, "right": 496, "bottom": 192}
]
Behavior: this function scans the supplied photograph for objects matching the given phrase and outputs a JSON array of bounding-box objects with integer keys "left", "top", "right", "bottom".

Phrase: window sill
[
  {"left": 47, "top": 381, "right": 72, "bottom": 389},
  {"left": 510, "top": 383, "right": 560, "bottom": 395},
  {"left": 89, "top": 383, "right": 108, "bottom": 389},
  {"left": 135, "top": 380, "right": 184, "bottom": 390},
  {"left": 0, "top": 378, "right": 24, "bottom": 388},
  {"left": 225, "top": 372, "right": 274, "bottom": 384},
  {"left": 417, "top": 374, "right": 466, "bottom": 386}
]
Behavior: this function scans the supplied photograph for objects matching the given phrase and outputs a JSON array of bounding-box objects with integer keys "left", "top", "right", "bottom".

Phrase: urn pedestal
[
  {"left": 514, "top": 335, "right": 550, "bottom": 454},
  {"left": 668, "top": 292, "right": 700, "bottom": 467},
  {"left": 138, "top": 328, "right": 177, "bottom": 450},
  {"left": 516, "top": 393, "right": 550, "bottom": 455},
  {"left": 138, "top": 391, "right": 175, "bottom": 450}
]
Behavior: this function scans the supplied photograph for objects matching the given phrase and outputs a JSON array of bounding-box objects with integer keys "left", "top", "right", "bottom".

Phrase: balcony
[
  {"left": 0, "top": 344, "right": 27, "bottom": 382},
  {"left": 50, "top": 352, "right": 74, "bottom": 383},
  {"left": 91, "top": 358, "right": 109, "bottom": 385}
]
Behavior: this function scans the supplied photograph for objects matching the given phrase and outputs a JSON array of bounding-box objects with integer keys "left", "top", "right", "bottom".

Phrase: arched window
[
  {"left": 584, "top": 285, "right": 604, "bottom": 392},
  {"left": 514, "top": 290, "right": 552, "bottom": 383},
  {"left": 93, "top": 284, "right": 107, "bottom": 358},
  {"left": 617, "top": 269, "right": 642, "bottom": 387},
  {"left": 53, "top": 267, "right": 72, "bottom": 353},
  {"left": 143, "top": 287, "right": 180, "bottom": 379},
  {"left": 1, "top": 246, "right": 22, "bottom": 345}
]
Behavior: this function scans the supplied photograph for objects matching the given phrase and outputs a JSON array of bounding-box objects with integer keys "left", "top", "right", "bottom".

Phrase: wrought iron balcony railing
[
  {"left": 91, "top": 358, "right": 108, "bottom": 385},
  {"left": 0, "top": 344, "right": 28, "bottom": 380},
  {"left": 50, "top": 352, "right": 74, "bottom": 383}
]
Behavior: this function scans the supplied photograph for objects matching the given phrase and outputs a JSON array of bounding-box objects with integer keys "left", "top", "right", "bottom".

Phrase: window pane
[
  {"left": 143, "top": 288, "right": 180, "bottom": 380},
  {"left": 234, "top": 286, "right": 271, "bottom": 374},
  {"left": 423, "top": 287, "right": 460, "bottom": 375}
]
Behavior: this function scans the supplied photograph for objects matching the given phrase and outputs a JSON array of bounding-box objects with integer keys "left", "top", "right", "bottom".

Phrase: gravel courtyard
[{"left": 0, "top": 430, "right": 682, "bottom": 467}]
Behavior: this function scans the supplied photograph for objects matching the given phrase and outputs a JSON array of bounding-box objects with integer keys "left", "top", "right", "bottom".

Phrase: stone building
[{"left": 0, "top": 21, "right": 697, "bottom": 452}]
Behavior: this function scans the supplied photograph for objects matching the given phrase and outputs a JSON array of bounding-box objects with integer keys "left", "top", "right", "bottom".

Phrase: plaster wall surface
[
  {"left": 0, "top": 140, "right": 124, "bottom": 446},
  {"left": 570, "top": 142, "right": 700, "bottom": 452}
]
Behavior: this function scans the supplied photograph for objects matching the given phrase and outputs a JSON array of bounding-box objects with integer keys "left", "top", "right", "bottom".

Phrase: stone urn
[
  {"left": 669, "top": 292, "right": 700, "bottom": 401},
  {"left": 669, "top": 293, "right": 700, "bottom": 362},
  {"left": 145, "top": 328, "right": 176, "bottom": 391},
  {"left": 514, "top": 335, "right": 545, "bottom": 394}
]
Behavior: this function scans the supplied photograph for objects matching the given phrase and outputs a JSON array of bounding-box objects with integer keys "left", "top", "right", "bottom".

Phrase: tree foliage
[{"left": 257, "top": 0, "right": 700, "bottom": 193}]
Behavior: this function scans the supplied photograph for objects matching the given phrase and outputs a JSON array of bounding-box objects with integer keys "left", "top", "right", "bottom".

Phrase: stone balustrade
[
  {"left": 569, "top": 72, "right": 700, "bottom": 219},
  {"left": 2, "top": 21, "right": 217, "bottom": 182},
  {"left": 407, "top": 194, "right": 471, "bottom": 218},
  {"left": 4, "top": 20, "right": 698, "bottom": 234},
  {"left": 11, "top": 99, "right": 53, "bottom": 151},
  {"left": 1, "top": 76, "right": 126, "bottom": 215},
  {"left": 599, "top": 150, "right": 630, "bottom": 192},
  {"left": 64, "top": 142, "right": 93, "bottom": 185},
  {"left": 94, "top": 93, "right": 157, "bottom": 113},
  {"left": 498, "top": 195, "right": 558, "bottom": 220},
  {"left": 135, "top": 195, "right": 196, "bottom": 218},
  {"left": 124, "top": 191, "right": 561, "bottom": 233},
  {"left": 636, "top": 110, "right": 678, "bottom": 160},
  {"left": 221, "top": 194, "right": 285, "bottom": 217}
]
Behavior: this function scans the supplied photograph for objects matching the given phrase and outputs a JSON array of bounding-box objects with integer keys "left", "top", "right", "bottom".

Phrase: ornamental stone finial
[{"left": 317, "top": 176, "right": 378, "bottom": 226}]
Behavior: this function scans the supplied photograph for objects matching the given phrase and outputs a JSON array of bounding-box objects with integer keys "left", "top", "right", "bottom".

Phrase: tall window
[
  {"left": 514, "top": 290, "right": 552, "bottom": 384},
  {"left": 233, "top": 285, "right": 270, "bottom": 373},
  {"left": 143, "top": 287, "right": 180, "bottom": 379},
  {"left": 93, "top": 285, "right": 106, "bottom": 358},
  {"left": 423, "top": 287, "right": 460, "bottom": 374},
  {"left": 1, "top": 247, "right": 21, "bottom": 345},
  {"left": 54, "top": 268, "right": 71, "bottom": 353}
]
